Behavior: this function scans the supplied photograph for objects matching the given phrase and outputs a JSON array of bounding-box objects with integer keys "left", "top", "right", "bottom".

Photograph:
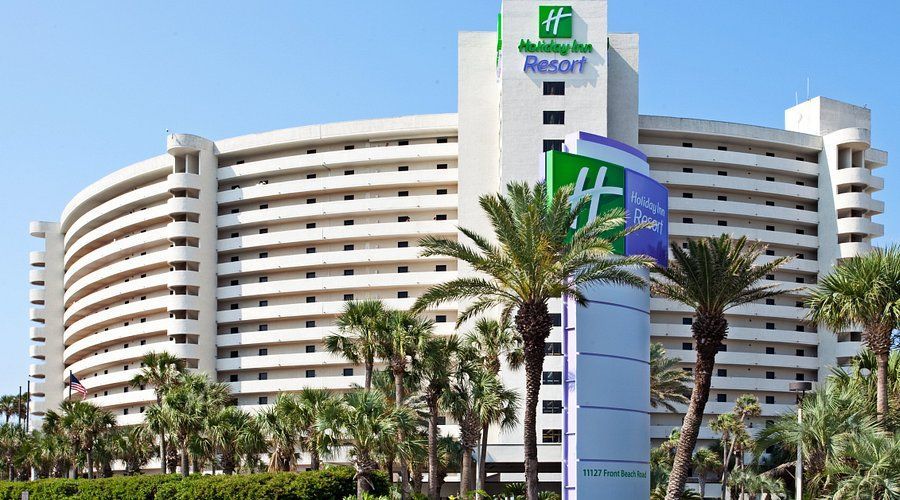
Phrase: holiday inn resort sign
[{"left": 520, "top": 5, "right": 594, "bottom": 74}]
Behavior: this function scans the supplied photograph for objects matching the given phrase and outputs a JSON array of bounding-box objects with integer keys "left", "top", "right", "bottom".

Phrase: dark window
[
  {"left": 306, "top": 370, "right": 316, "bottom": 378},
  {"left": 344, "top": 244, "right": 354, "bottom": 251},
  {"left": 230, "top": 327, "right": 239, "bottom": 334},
  {"left": 344, "top": 220, "right": 354, "bottom": 226},
  {"left": 230, "top": 304, "right": 239, "bottom": 310},
  {"left": 398, "top": 141, "right": 408, "bottom": 146},
  {"left": 543, "top": 81, "right": 565, "bottom": 95},
  {"left": 398, "top": 241, "right": 409, "bottom": 248},
  {"left": 307, "top": 173, "right": 316, "bottom": 179},
  {"left": 796, "top": 277, "right": 805, "bottom": 284},
  {"left": 259, "top": 204, "right": 268, "bottom": 209},
  {"left": 682, "top": 167, "right": 693, "bottom": 173},
  {"left": 259, "top": 276, "right": 268, "bottom": 283},
  {"left": 259, "top": 324, "right": 268, "bottom": 331},
  {"left": 398, "top": 191, "right": 409, "bottom": 197},
  {"left": 543, "top": 140, "right": 564, "bottom": 152},
  {"left": 259, "top": 348, "right": 268, "bottom": 356},
  {"left": 682, "top": 193, "right": 693, "bottom": 198},
  {"left": 717, "top": 369, "right": 727, "bottom": 377},
  {"left": 306, "top": 247, "right": 316, "bottom": 254},
  {"left": 344, "top": 145, "right": 354, "bottom": 151},
  {"left": 766, "top": 371, "right": 775, "bottom": 379},
  {"left": 258, "top": 373, "right": 267, "bottom": 380},
  {"left": 682, "top": 317, "right": 693, "bottom": 325},
  {"left": 766, "top": 299, "right": 775, "bottom": 305},
  {"left": 796, "top": 373, "right": 805, "bottom": 381},
  {"left": 437, "top": 137, "right": 448, "bottom": 144},
  {"left": 766, "top": 225, "right": 775, "bottom": 231},
  {"left": 543, "top": 111, "right": 565, "bottom": 125},
  {"left": 343, "top": 294, "right": 354, "bottom": 301},
  {"left": 259, "top": 252, "right": 268, "bottom": 258},
  {"left": 306, "top": 321, "right": 316, "bottom": 328},
  {"left": 397, "top": 291, "right": 409, "bottom": 299},
  {"left": 343, "top": 368, "right": 354, "bottom": 376},
  {"left": 766, "top": 201, "right": 775, "bottom": 207},
  {"left": 717, "top": 344, "right": 727, "bottom": 352},
  {"left": 717, "top": 220, "right": 728, "bottom": 227},
  {"left": 682, "top": 142, "right": 693, "bottom": 148},
  {"left": 231, "top": 232, "right": 239, "bottom": 238},
  {"left": 796, "top": 325, "right": 805, "bottom": 332},
  {"left": 796, "top": 229, "right": 805, "bottom": 235},
  {"left": 231, "top": 208, "right": 239, "bottom": 214},
  {"left": 435, "top": 315, "right": 447, "bottom": 323},
  {"left": 796, "top": 205, "right": 805, "bottom": 210},
  {"left": 542, "top": 429, "right": 562, "bottom": 443},
  {"left": 435, "top": 214, "right": 448, "bottom": 221},
  {"left": 229, "top": 374, "right": 238, "bottom": 382},
  {"left": 398, "top": 266, "right": 408, "bottom": 273},
  {"left": 259, "top": 300, "right": 268, "bottom": 307},
  {"left": 716, "top": 394, "right": 727, "bottom": 403},
  {"left": 766, "top": 322, "right": 775, "bottom": 330},
  {"left": 398, "top": 216, "right": 410, "bottom": 222},
  {"left": 718, "top": 146, "right": 728, "bottom": 151},
  {"left": 307, "top": 149, "right": 316, "bottom": 154},
  {"left": 545, "top": 342, "right": 562, "bottom": 355},
  {"left": 306, "top": 345, "right": 316, "bottom": 353},
  {"left": 398, "top": 165, "right": 409, "bottom": 171},
  {"left": 230, "top": 279, "right": 239, "bottom": 286},
  {"left": 550, "top": 313, "right": 562, "bottom": 327},
  {"left": 682, "top": 342, "right": 692, "bottom": 350},
  {"left": 230, "top": 256, "right": 239, "bottom": 262},
  {"left": 437, "top": 164, "right": 449, "bottom": 169},
  {"left": 766, "top": 152, "right": 775, "bottom": 157},
  {"left": 796, "top": 157, "right": 805, "bottom": 162},
  {"left": 543, "top": 400, "right": 563, "bottom": 414},
  {"left": 766, "top": 176, "right": 775, "bottom": 182},
  {"left": 306, "top": 297, "right": 316, "bottom": 304},
  {"left": 542, "top": 372, "right": 562, "bottom": 385},
  {"left": 765, "top": 250, "right": 775, "bottom": 256},
  {"left": 765, "top": 396, "right": 775, "bottom": 404},
  {"left": 718, "top": 195, "right": 727, "bottom": 201},
  {"left": 230, "top": 351, "right": 239, "bottom": 358},
  {"left": 307, "top": 198, "right": 316, "bottom": 204},
  {"left": 766, "top": 347, "right": 776, "bottom": 355},
  {"left": 259, "top": 397, "right": 268, "bottom": 404},
  {"left": 718, "top": 171, "right": 727, "bottom": 176},
  {"left": 344, "top": 194, "right": 354, "bottom": 201},
  {"left": 796, "top": 349, "right": 805, "bottom": 357},
  {"left": 306, "top": 272, "right": 316, "bottom": 279},
  {"left": 344, "top": 269, "right": 354, "bottom": 276},
  {"left": 437, "top": 188, "right": 448, "bottom": 195},
  {"left": 436, "top": 264, "right": 447, "bottom": 272},
  {"left": 682, "top": 218, "right": 693, "bottom": 224}
]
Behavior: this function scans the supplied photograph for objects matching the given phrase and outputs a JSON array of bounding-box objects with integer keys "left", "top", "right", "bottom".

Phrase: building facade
[{"left": 27, "top": 0, "right": 886, "bottom": 491}]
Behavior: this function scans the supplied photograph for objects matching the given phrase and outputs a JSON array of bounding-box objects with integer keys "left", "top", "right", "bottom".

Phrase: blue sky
[{"left": 0, "top": 1, "right": 897, "bottom": 396}]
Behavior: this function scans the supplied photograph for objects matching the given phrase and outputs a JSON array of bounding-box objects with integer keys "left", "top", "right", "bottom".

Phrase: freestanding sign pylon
[{"left": 547, "top": 132, "right": 668, "bottom": 499}]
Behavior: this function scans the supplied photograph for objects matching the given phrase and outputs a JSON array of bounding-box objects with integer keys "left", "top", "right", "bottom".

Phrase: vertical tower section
[
  {"left": 28, "top": 221, "right": 65, "bottom": 421},
  {"left": 166, "top": 134, "right": 220, "bottom": 376}
]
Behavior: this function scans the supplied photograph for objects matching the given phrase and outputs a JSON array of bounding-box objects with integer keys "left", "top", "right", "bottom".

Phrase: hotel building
[{"left": 26, "top": 0, "right": 886, "bottom": 492}]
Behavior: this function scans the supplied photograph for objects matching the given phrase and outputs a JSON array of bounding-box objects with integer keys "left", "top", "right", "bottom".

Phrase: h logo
[
  {"left": 539, "top": 6, "right": 573, "bottom": 38},
  {"left": 568, "top": 166, "right": 624, "bottom": 229}
]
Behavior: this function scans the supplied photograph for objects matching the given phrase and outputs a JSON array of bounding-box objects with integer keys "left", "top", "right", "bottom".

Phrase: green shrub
[{"left": 0, "top": 467, "right": 387, "bottom": 500}]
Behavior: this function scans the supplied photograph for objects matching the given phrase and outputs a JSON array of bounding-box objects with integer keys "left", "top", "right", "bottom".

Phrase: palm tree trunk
[
  {"left": 666, "top": 348, "right": 717, "bottom": 500},
  {"left": 365, "top": 359, "right": 374, "bottom": 391},
  {"left": 477, "top": 423, "right": 489, "bottom": 493},
  {"left": 181, "top": 445, "right": 190, "bottom": 477},
  {"left": 516, "top": 300, "right": 551, "bottom": 500},
  {"left": 876, "top": 349, "right": 889, "bottom": 425},
  {"left": 459, "top": 446, "right": 472, "bottom": 496},
  {"left": 699, "top": 477, "right": 706, "bottom": 499},
  {"left": 86, "top": 449, "right": 94, "bottom": 480},
  {"left": 428, "top": 398, "right": 440, "bottom": 500},
  {"left": 310, "top": 449, "right": 321, "bottom": 471},
  {"left": 394, "top": 367, "right": 410, "bottom": 500}
]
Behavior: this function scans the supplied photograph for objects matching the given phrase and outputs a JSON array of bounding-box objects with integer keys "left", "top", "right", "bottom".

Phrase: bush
[{"left": 0, "top": 467, "right": 388, "bottom": 500}]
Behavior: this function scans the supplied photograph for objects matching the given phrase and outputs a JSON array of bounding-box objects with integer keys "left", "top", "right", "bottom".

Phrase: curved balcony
[
  {"left": 167, "top": 270, "right": 201, "bottom": 289},
  {"left": 29, "top": 289, "right": 45, "bottom": 305},
  {"left": 67, "top": 342, "right": 202, "bottom": 381},
  {"left": 29, "top": 251, "right": 46, "bottom": 267},
  {"left": 29, "top": 269, "right": 45, "bottom": 286},
  {"left": 833, "top": 167, "right": 884, "bottom": 191},
  {"left": 835, "top": 341, "right": 863, "bottom": 359},
  {"left": 166, "top": 245, "right": 202, "bottom": 265},
  {"left": 829, "top": 127, "right": 870, "bottom": 150},
  {"left": 837, "top": 217, "right": 884, "bottom": 237},
  {"left": 838, "top": 241, "right": 872, "bottom": 259},
  {"left": 652, "top": 172, "right": 819, "bottom": 201},
  {"left": 669, "top": 349, "right": 818, "bottom": 371},
  {"left": 63, "top": 274, "right": 169, "bottom": 325},
  {"left": 227, "top": 376, "right": 366, "bottom": 395},
  {"left": 835, "top": 192, "right": 884, "bottom": 214},
  {"left": 29, "top": 344, "right": 46, "bottom": 360},
  {"left": 64, "top": 205, "right": 170, "bottom": 266},
  {"left": 29, "top": 308, "right": 46, "bottom": 324},
  {"left": 29, "top": 399, "right": 47, "bottom": 416},
  {"left": 29, "top": 221, "right": 56, "bottom": 238},
  {"left": 166, "top": 196, "right": 202, "bottom": 216},
  {"left": 651, "top": 324, "right": 818, "bottom": 346},
  {"left": 653, "top": 297, "right": 807, "bottom": 321},
  {"left": 668, "top": 198, "right": 817, "bottom": 225},
  {"left": 64, "top": 296, "right": 169, "bottom": 344},
  {"left": 669, "top": 223, "right": 819, "bottom": 250},
  {"left": 64, "top": 181, "right": 170, "bottom": 251},
  {"left": 217, "top": 352, "right": 346, "bottom": 372},
  {"left": 865, "top": 149, "right": 888, "bottom": 169},
  {"left": 64, "top": 227, "right": 169, "bottom": 287},
  {"left": 218, "top": 271, "right": 456, "bottom": 301},
  {"left": 642, "top": 144, "right": 819, "bottom": 177},
  {"left": 29, "top": 364, "right": 45, "bottom": 379},
  {"left": 166, "top": 221, "right": 201, "bottom": 241},
  {"left": 216, "top": 246, "right": 446, "bottom": 277},
  {"left": 64, "top": 252, "right": 166, "bottom": 306},
  {"left": 710, "top": 376, "right": 800, "bottom": 393},
  {"left": 167, "top": 133, "right": 213, "bottom": 155},
  {"left": 166, "top": 294, "right": 201, "bottom": 312},
  {"left": 89, "top": 388, "right": 156, "bottom": 410},
  {"left": 217, "top": 297, "right": 455, "bottom": 325},
  {"left": 168, "top": 318, "right": 199, "bottom": 336},
  {"left": 64, "top": 319, "right": 169, "bottom": 363},
  {"left": 167, "top": 172, "right": 203, "bottom": 193},
  {"left": 30, "top": 381, "right": 46, "bottom": 398},
  {"left": 30, "top": 327, "right": 46, "bottom": 342}
]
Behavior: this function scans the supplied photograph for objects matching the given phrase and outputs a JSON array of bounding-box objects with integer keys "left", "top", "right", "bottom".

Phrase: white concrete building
[{"left": 27, "top": 0, "right": 886, "bottom": 492}]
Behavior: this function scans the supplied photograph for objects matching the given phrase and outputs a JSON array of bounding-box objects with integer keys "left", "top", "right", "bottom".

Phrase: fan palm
[
  {"left": 826, "top": 430, "right": 900, "bottom": 499},
  {"left": 652, "top": 234, "right": 790, "bottom": 499},
  {"left": 206, "top": 405, "right": 265, "bottom": 475},
  {"left": 807, "top": 246, "right": 900, "bottom": 425},
  {"left": 61, "top": 400, "right": 116, "bottom": 479},
  {"left": 417, "top": 335, "right": 459, "bottom": 499},
  {"left": 257, "top": 393, "right": 299, "bottom": 472},
  {"left": 293, "top": 388, "right": 339, "bottom": 470},
  {"left": 160, "top": 372, "right": 231, "bottom": 476},
  {"left": 649, "top": 343, "right": 691, "bottom": 412},
  {"left": 327, "top": 300, "right": 389, "bottom": 391},
  {"left": 691, "top": 448, "right": 721, "bottom": 499},
  {"left": 414, "top": 181, "right": 651, "bottom": 499},
  {"left": 112, "top": 425, "right": 155, "bottom": 475},
  {"left": 130, "top": 351, "right": 186, "bottom": 473}
]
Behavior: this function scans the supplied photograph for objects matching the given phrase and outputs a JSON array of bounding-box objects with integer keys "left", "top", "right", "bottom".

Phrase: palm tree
[
  {"left": 807, "top": 246, "right": 900, "bottom": 425},
  {"left": 206, "top": 405, "right": 265, "bottom": 475},
  {"left": 652, "top": 235, "right": 790, "bottom": 499},
  {"left": 376, "top": 309, "right": 431, "bottom": 498},
  {"left": 825, "top": 430, "right": 900, "bottom": 499},
  {"left": 691, "top": 448, "right": 721, "bottom": 499},
  {"left": 434, "top": 435, "right": 463, "bottom": 497},
  {"left": 414, "top": 182, "right": 652, "bottom": 499},
  {"left": 727, "top": 468, "right": 785, "bottom": 499},
  {"left": 130, "top": 351, "right": 186, "bottom": 473},
  {"left": 650, "top": 343, "right": 691, "bottom": 412},
  {"left": 62, "top": 400, "right": 116, "bottom": 479},
  {"left": 160, "top": 372, "right": 231, "bottom": 476},
  {"left": 257, "top": 393, "right": 300, "bottom": 472},
  {"left": 327, "top": 300, "right": 388, "bottom": 391},
  {"left": 112, "top": 425, "right": 155, "bottom": 475},
  {"left": 318, "top": 390, "right": 409, "bottom": 499},
  {"left": 470, "top": 369, "right": 520, "bottom": 495},
  {"left": 417, "top": 335, "right": 459, "bottom": 499},
  {"left": 292, "top": 389, "right": 339, "bottom": 470}
]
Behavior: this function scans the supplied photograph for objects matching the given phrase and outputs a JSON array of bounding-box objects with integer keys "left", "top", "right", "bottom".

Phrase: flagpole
[
  {"left": 17, "top": 386, "right": 22, "bottom": 427},
  {"left": 69, "top": 370, "right": 72, "bottom": 401}
]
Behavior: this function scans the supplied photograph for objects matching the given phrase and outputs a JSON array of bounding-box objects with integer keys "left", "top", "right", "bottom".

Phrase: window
[
  {"left": 796, "top": 373, "right": 805, "bottom": 381},
  {"left": 682, "top": 218, "right": 693, "bottom": 224},
  {"left": 307, "top": 173, "right": 316, "bottom": 179},
  {"left": 796, "top": 229, "right": 805, "bottom": 235},
  {"left": 398, "top": 191, "right": 409, "bottom": 197},
  {"left": 398, "top": 266, "right": 409, "bottom": 273},
  {"left": 766, "top": 152, "right": 775, "bottom": 157},
  {"left": 796, "top": 204, "right": 805, "bottom": 210},
  {"left": 436, "top": 264, "right": 447, "bottom": 272},
  {"left": 259, "top": 397, "right": 268, "bottom": 405},
  {"left": 796, "top": 325, "right": 805, "bottom": 332},
  {"left": 718, "top": 146, "right": 728, "bottom": 151},
  {"left": 682, "top": 317, "right": 693, "bottom": 325},
  {"left": 306, "top": 247, "right": 316, "bottom": 254},
  {"left": 765, "top": 396, "right": 775, "bottom": 404},
  {"left": 766, "top": 371, "right": 775, "bottom": 379},
  {"left": 344, "top": 194, "right": 354, "bottom": 201},
  {"left": 543, "top": 81, "right": 565, "bottom": 95},
  {"left": 766, "top": 322, "right": 775, "bottom": 330},
  {"left": 230, "top": 327, "right": 239, "bottom": 334},
  {"left": 259, "top": 300, "right": 268, "bottom": 307},
  {"left": 259, "top": 276, "right": 268, "bottom": 283},
  {"left": 398, "top": 141, "right": 408, "bottom": 146},
  {"left": 259, "top": 204, "right": 268, "bottom": 209},
  {"left": 766, "top": 176, "right": 776, "bottom": 182},
  {"left": 230, "top": 279, "right": 239, "bottom": 286},
  {"left": 542, "top": 371, "right": 562, "bottom": 385},
  {"left": 344, "top": 244, "right": 354, "bottom": 251},
  {"left": 550, "top": 313, "right": 562, "bottom": 327},
  {"left": 344, "top": 145, "right": 354, "bottom": 151},
  {"left": 765, "top": 250, "right": 775, "bottom": 256},
  {"left": 435, "top": 214, "right": 448, "bottom": 221},
  {"left": 766, "top": 347, "right": 775, "bottom": 355},
  {"left": 682, "top": 193, "right": 693, "bottom": 198},
  {"left": 717, "top": 220, "right": 727, "bottom": 227},
  {"left": 306, "top": 321, "right": 316, "bottom": 328},
  {"left": 717, "top": 394, "right": 727, "bottom": 403},
  {"left": 545, "top": 342, "right": 562, "bottom": 355},
  {"left": 398, "top": 241, "right": 409, "bottom": 248},
  {"left": 543, "top": 400, "right": 563, "bottom": 414},
  {"left": 306, "top": 297, "right": 316, "bottom": 304},
  {"left": 437, "top": 189, "right": 448, "bottom": 195},
  {"left": 259, "top": 252, "right": 268, "bottom": 258},
  {"left": 682, "top": 342, "right": 693, "bottom": 350},
  {"left": 397, "top": 291, "right": 409, "bottom": 299},
  {"left": 796, "top": 157, "right": 805, "bottom": 162},
  {"left": 766, "top": 225, "right": 775, "bottom": 231},
  {"left": 343, "top": 294, "right": 354, "bottom": 301},
  {"left": 795, "top": 277, "right": 805, "bottom": 284},
  {"left": 306, "top": 370, "right": 316, "bottom": 378},
  {"left": 231, "top": 232, "right": 239, "bottom": 238},
  {"left": 682, "top": 167, "right": 693, "bottom": 173},
  {"left": 307, "top": 198, "right": 316, "bottom": 204},
  {"left": 230, "top": 304, "right": 239, "bottom": 310},
  {"left": 717, "top": 171, "right": 727, "bottom": 176},
  {"left": 682, "top": 142, "right": 693, "bottom": 148},
  {"left": 766, "top": 299, "right": 775, "bottom": 305},
  {"left": 231, "top": 208, "right": 239, "bottom": 214},
  {"left": 343, "top": 368, "right": 354, "bottom": 376},
  {"left": 258, "top": 373, "right": 268, "bottom": 380},
  {"left": 718, "top": 195, "right": 727, "bottom": 201},
  {"left": 765, "top": 201, "right": 775, "bottom": 207},
  {"left": 259, "top": 324, "right": 268, "bottom": 331},
  {"left": 230, "top": 256, "right": 239, "bottom": 262},
  {"left": 229, "top": 374, "right": 238, "bottom": 382},
  {"left": 543, "top": 139, "right": 564, "bottom": 152},
  {"left": 543, "top": 111, "right": 565, "bottom": 125},
  {"left": 343, "top": 269, "right": 354, "bottom": 276},
  {"left": 796, "top": 349, "right": 805, "bottom": 357},
  {"left": 437, "top": 163, "right": 448, "bottom": 169},
  {"left": 344, "top": 220, "right": 354, "bottom": 226},
  {"left": 398, "top": 165, "right": 409, "bottom": 171},
  {"left": 259, "top": 348, "right": 268, "bottom": 356},
  {"left": 307, "top": 149, "right": 316, "bottom": 154},
  {"left": 542, "top": 429, "right": 562, "bottom": 444},
  {"left": 796, "top": 181, "right": 805, "bottom": 186},
  {"left": 717, "top": 344, "right": 727, "bottom": 352},
  {"left": 796, "top": 301, "right": 804, "bottom": 308},
  {"left": 717, "top": 369, "right": 727, "bottom": 377},
  {"left": 437, "top": 137, "right": 448, "bottom": 144},
  {"left": 436, "top": 315, "right": 447, "bottom": 323},
  {"left": 306, "top": 272, "right": 316, "bottom": 279},
  {"left": 766, "top": 274, "right": 775, "bottom": 281},
  {"left": 344, "top": 170, "right": 355, "bottom": 175},
  {"left": 124, "top": 409, "right": 129, "bottom": 415},
  {"left": 306, "top": 345, "right": 316, "bottom": 353},
  {"left": 398, "top": 216, "right": 411, "bottom": 222}
]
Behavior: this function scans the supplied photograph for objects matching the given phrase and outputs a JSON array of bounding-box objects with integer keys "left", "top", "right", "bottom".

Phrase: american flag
[{"left": 69, "top": 373, "right": 87, "bottom": 398}]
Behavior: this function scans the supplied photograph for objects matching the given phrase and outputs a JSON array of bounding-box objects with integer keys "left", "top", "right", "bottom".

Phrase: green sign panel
[
  {"left": 546, "top": 150, "right": 626, "bottom": 254},
  {"left": 539, "top": 6, "right": 573, "bottom": 38}
]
